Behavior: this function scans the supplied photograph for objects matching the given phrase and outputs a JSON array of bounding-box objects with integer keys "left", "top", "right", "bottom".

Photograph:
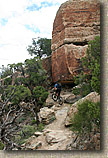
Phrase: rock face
[{"left": 51, "top": 0, "right": 100, "bottom": 82}]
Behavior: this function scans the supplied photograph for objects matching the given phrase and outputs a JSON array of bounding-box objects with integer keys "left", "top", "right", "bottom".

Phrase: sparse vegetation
[
  {"left": 37, "top": 123, "right": 44, "bottom": 132},
  {"left": 73, "top": 36, "right": 100, "bottom": 97},
  {"left": 15, "top": 125, "right": 36, "bottom": 145},
  {"left": 0, "top": 141, "right": 4, "bottom": 150},
  {"left": 0, "top": 56, "right": 49, "bottom": 150},
  {"left": 70, "top": 100, "right": 100, "bottom": 134},
  {"left": 0, "top": 36, "right": 100, "bottom": 150},
  {"left": 27, "top": 37, "right": 51, "bottom": 58},
  {"left": 71, "top": 37, "right": 100, "bottom": 136}
]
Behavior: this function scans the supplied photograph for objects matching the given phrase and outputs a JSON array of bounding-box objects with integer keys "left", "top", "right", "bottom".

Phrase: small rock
[
  {"left": 34, "top": 132, "right": 43, "bottom": 137},
  {"left": 12, "top": 148, "right": 18, "bottom": 150}
]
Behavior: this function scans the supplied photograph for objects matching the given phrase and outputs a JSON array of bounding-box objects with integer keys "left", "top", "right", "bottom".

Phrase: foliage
[
  {"left": 72, "top": 87, "right": 80, "bottom": 96},
  {"left": 16, "top": 116, "right": 27, "bottom": 124},
  {"left": 0, "top": 43, "right": 49, "bottom": 150},
  {"left": 73, "top": 36, "right": 100, "bottom": 96},
  {"left": 33, "top": 86, "right": 49, "bottom": 106},
  {"left": 15, "top": 125, "right": 36, "bottom": 145},
  {"left": 31, "top": 119, "right": 37, "bottom": 125},
  {"left": 26, "top": 58, "right": 48, "bottom": 86},
  {"left": 1, "top": 57, "right": 49, "bottom": 124},
  {"left": 7, "top": 63, "right": 17, "bottom": 73},
  {"left": 27, "top": 37, "right": 51, "bottom": 58},
  {"left": 70, "top": 100, "right": 100, "bottom": 134},
  {"left": 0, "top": 88, "right": 24, "bottom": 150},
  {"left": 73, "top": 82, "right": 92, "bottom": 97},
  {"left": 20, "top": 125, "right": 36, "bottom": 138},
  {"left": 82, "top": 36, "right": 100, "bottom": 93},
  {"left": 4, "top": 77, "right": 12, "bottom": 85},
  {"left": 2, "top": 85, "right": 31, "bottom": 105},
  {"left": 0, "top": 141, "right": 4, "bottom": 150},
  {"left": 0, "top": 66, "right": 13, "bottom": 79},
  {"left": 37, "top": 123, "right": 44, "bottom": 132}
]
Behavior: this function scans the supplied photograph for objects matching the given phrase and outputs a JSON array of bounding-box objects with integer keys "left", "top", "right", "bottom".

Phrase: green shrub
[
  {"left": 15, "top": 125, "right": 36, "bottom": 145},
  {"left": 81, "top": 36, "right": 100, "bottom": 94},
  {"left": 2, "top": 85, "right": 31, "bottom": 105},
  {"left": 73, "top": 87, "right": 80, "bottom": 96},
  {"left": 31, "top": 119, "right": 37, "bottom": 125},
  {"left": 73, "top": 83, "right": 92, "bottom": 97},
  {"left": 4, "top": 77, "right": 12, "bottom": 85},
  {"left": 37, "top": 123, "right": 44, "bottom": 132},
  {"left": 20, "top": 125, "right": 36, "bottom": 138},
  {"left": 0, "top": 141, "right": 4, "bottom": 150},
  {"left": 33, "top": 86, "right": 49, "bottom": 106},
  {"left": 73, "top": 36, "right": 100, "bottom": 95},
  {"left": 81, "top": 83, "right": 92, "bottom": 97},
  {"left": 15, "top": 135, "right": 27, "bottom": 146},
  {"left": 70, "top": 100, "right": 100, "bottom": 134},
  {"left": 17, "top": 116, "right": 26, "bottom": 124}
]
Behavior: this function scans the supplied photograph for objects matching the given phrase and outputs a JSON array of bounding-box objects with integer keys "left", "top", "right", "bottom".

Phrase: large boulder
[
  {"left": 65, "top": 92, "right": 100, "bottom": 126},
  {"left": 51, "top": 0, "right": 100, "bottom": 82},
  {"left": 38, "top": 107, "right": 56, "bottom": 125}
]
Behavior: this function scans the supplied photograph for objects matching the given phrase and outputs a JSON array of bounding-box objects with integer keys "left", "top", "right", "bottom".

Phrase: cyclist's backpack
[{"left": 57, "top": 83, "right": 61, "bottom": 90}]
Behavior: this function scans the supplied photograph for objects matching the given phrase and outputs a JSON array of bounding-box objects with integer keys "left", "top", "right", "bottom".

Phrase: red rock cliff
[{"left": 51, "top": 0, "right": 100, "bottom": 83}]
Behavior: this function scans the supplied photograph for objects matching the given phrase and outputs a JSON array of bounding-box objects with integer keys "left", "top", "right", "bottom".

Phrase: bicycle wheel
[
  {"left": 52, "top": 93, "right": 57, "bottom": 101},
  {"left": 58, "top": 97, "right": 63, "bottom": 105}
]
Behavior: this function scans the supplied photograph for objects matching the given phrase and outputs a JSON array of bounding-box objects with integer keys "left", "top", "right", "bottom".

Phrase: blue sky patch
[
  {"left": 26, "top": 1, "right": 56, "bottom": 11},
  {"left": 41, "top": 1, "right": 53, "bottom": 8},
  {"left": 0, "top": 18, "right": 8, "bottom": 26},
  {"left": 26, "top": 4, "right": 41, "bottom": 11},
  {"left": 25, "top": 24, "right": 40, "bottom": 33}
]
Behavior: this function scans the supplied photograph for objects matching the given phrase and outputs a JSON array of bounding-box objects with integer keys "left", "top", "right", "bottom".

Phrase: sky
[{"left": 0, "top": 0, "right": 66, "bottom": 71}]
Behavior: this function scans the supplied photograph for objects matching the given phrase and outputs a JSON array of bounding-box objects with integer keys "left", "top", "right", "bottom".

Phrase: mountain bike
[{"left": 52, "top": 90, "right": 63, "bottom": 105}]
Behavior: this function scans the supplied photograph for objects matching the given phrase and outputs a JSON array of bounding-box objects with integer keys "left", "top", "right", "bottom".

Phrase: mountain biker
[{"left": 54, "top": 81, "right": 61, "bottom": 100}]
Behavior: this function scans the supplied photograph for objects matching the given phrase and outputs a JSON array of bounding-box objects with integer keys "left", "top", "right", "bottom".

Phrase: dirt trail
[
  {"left": 23, "top": 92, "right": 74, "bottom": 150},
  {"left": 23, "top": 91, "right": 100, "bottom": 150},
  {"left": 35, "top": 98, "right": 73, "bottom": 150}
]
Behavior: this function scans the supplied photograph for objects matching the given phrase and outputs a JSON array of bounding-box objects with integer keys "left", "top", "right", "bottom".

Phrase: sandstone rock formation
[{"left": 51, "top": 0, "right": 100, "bottom": 82}]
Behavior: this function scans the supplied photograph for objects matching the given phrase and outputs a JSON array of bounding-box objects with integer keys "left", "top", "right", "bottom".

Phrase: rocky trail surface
[
  {"left": 21, "top": 92, "right": 75, "bottom": 150},
  {"left": 21, "top": 91, "right": 100, "bottom": 150}
]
